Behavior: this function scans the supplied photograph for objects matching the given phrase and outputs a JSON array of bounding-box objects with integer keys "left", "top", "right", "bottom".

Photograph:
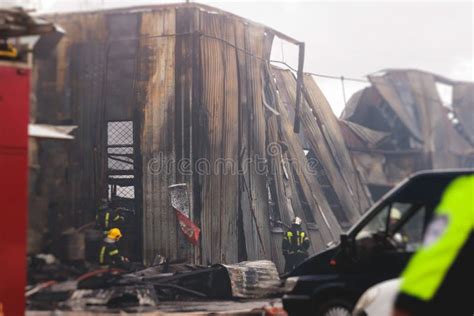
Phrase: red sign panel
[{"left": 0, "top": 65, "right": 30, "bottom": 316}]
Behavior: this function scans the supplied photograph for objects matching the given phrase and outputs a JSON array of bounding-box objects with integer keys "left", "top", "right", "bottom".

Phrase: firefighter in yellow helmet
[
  {"left": 282, "top": 217, "right": 310, "bottom": 272},
  {"left": 98, "top": 228, "right": 129, "bottom": 269}
]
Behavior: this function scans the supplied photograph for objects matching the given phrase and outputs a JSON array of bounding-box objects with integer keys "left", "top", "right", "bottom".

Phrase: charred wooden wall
[
  {"left": 31, "top": 13, "right": 109, "bottom": 255},
  {"left": 33, "top": 3, "right": 370, "bottom": 270}
]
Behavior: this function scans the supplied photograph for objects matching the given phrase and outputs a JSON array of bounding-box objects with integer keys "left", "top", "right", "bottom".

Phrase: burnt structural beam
[{"left": 293, "top": 42, "right": 305, "bottom": 133}]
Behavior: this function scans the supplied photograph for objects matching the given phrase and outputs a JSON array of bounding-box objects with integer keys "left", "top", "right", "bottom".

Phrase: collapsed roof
[{"left": 341, "top": 69, "right": 474, "bottom": 197}]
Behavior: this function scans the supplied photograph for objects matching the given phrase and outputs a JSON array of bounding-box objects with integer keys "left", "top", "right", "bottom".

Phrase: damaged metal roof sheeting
[
  {"left": 271, "top": 67, "right": 372, "bottom": 228},
  {"left": 28, "top": 124, "right": 76, "bottom": 139},
  {"left": 453, "top": 82, "right": 474, "bottom": 145},
  {"left": 66, "top": 285, "right": 158, "bottom": 310},
  {"left": 215, "top": 260, "right": 283, "bottom": 298},
  {"left": 339, "top": 120, "right": 389, "bottom": 149},
  {"left": 368, "top": 72, "right": 424, "bottom": 141},
  {"left": 341, "top": 69, "right": 474, "bottom": 200},
  {"left": 31, "top": 3, "right": 371, "bottom": 271}
]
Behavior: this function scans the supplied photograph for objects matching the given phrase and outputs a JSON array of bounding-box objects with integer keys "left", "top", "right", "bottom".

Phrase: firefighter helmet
[
  {"left": 292, "top": 216, "right": 302, "bottom": 226},
  {"left": 391, "top": 207, "right": 402, "bottom": 220},
  {"left": 107, "top": 228, "right": 122, "bottom": 241}
]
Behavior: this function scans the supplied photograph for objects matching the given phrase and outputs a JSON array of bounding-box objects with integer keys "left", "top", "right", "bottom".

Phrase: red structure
[
  {"left": 0, "top": 9, "right": 57, "bottom": 314},
  {"left": 0, "top": 64, "right": 30, "bottom": 316}
]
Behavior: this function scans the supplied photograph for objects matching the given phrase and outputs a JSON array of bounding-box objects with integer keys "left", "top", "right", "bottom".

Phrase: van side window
[
  {"left": 388, "top": 202, "right": 411, "bottom": 228},
  {"left": 392, "top": 205, "right": 426, "bottom": 252},
  {"left": 355, "top": 202, "right": 428, "bottom": 255},
  {"left": 356, "top": 205, "right": 390, "bottom": 241}
]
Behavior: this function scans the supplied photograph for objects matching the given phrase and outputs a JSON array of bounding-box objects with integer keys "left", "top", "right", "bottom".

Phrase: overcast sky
[{"left": 8, "top": 0, "right": 473, "bottom": 115}]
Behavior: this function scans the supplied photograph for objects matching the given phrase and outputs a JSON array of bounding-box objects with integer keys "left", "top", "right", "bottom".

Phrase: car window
[
  {"left": 355, "top": 202, "right": 426, "bottom": 254},
  {"left": 392, "top": 205, "right": 426, "bottom": 252},
  {"left": 387, "top": 202, "right": 411, "bottom": 232},
  {"left": 356, "top": 205, "right": 390, "bottom": 241}
]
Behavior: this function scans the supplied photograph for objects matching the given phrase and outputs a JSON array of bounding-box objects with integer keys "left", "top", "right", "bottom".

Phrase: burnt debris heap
[
  {"left": 30, "top": 3, "right": 371, "bottom": 270},
  {"left": 340, "top": 69, "right": 474, "bottom": 200}
]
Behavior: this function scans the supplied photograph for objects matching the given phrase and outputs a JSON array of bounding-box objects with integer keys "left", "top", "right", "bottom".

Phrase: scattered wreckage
[{"left": 27, "top": 260, "right": 288, "bottom": 313}]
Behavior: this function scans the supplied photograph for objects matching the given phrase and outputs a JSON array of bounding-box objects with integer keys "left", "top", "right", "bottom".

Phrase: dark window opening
[
  {"left": 267, "top": 178, "right": 282, "bottom": 228},
  {"left": 292, "top": 168, "right": 316, "bottom": 224},
  {"left": 107, "top": 121, "right": 135, "bottom": 200},
  {"left": 106, "top": 120, "right": 141, "bottom": 261}
]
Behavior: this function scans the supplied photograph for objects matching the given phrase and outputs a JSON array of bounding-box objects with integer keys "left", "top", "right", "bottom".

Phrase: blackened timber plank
[{"left": 139, "top": 9, "right": 177, "bottom": 265}]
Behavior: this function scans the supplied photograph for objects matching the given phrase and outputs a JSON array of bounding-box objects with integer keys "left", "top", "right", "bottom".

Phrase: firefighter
[
  {"left": 282, "top": 216, "right": 310, "bottom": 272},
  {"left": 98, "top": 228, "right": 129, "bottom": 269},
  {"left": 393, "top": 175, "right": 474, "bottom": 316},
  {"left": 95, "top": 199, "right": 125, "bottom": 232},
  {"left": 390, "top": 206, "right": 408, "bottom": 247}
]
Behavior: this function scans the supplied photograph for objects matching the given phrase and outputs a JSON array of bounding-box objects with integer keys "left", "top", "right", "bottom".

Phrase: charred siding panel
[
  {"left": 235, "top": 20, "right": 253, "bottom": 261},
  {"left": 174, "top": 7, "right": 197, "bottom": 263},
  {"left": 33, "top": 13, "right": 109, "bottom": 251},
  {"left": 453, "top": 83, "right": 474, "bottom": 146},
  {"left": 242, "top": 24, "right": 273, "bottom": 261},
  {"left": 219, "top": 16, "right": 240, "bottom": 264},
  {"left": 139, "top": 9, "right": 177, "bottom": 264},
  {"left": 197, "top": 11, "right": 240, "bottom": 264},
  {"left": 103, "top": 13, "right": 139, "bottom": 121},
  {"left": 370, "top": 74, "right": 423, "bottom": 141},
  {"left": 302, "top": 74, "right": 372, "bottom": 219},
  {"left": 413, "top": 72, "right": 470, "bottom": 168},
  {"left": 195, "top": 11, "right": 275, "bottom": 264},
  {"left": 234, "top": 20, "right": 253, "bottom": 261},
  {"left": 271, "top": 67, "right": 341, "bottom": 246},
  {"left": 264, "top": 66, "right": 322, "bottom": 262},
  {"left": 68, "top": 42, "right": 108, "bottom": 223},
  {"left": 266, "top": 112, "right": 293, "bottom": 271}
]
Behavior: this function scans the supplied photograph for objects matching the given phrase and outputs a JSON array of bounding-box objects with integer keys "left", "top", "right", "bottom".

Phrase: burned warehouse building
[{"left": 29, "top": 3, "right": 374, "bottom": 271}]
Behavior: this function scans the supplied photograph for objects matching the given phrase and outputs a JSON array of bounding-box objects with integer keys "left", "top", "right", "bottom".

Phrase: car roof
[{"left": 390, "top": 169, "right": 474, "bottom": 203}]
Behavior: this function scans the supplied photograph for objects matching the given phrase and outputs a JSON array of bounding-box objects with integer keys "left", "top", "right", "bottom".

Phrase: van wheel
[{"left": 315, "top": 299, "right": 352, "bottom": 316}]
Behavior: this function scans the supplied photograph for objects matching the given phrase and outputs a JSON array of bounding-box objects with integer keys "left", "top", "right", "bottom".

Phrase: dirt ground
[{"left": 26, "top": 298, "right": 283, "bottom": 315}]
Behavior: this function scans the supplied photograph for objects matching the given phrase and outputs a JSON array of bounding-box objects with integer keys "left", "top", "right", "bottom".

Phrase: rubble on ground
[{"left": 27, "top": 260, "right": 287, "bottom": 313}]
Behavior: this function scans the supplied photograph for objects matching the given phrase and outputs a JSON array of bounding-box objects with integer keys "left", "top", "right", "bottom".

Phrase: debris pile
[
  {"left": 340, "top": 69, "right": 474, "bottom": 200},
  {"left": 27, "top": 260, "right": 287, "bottom": 313}
]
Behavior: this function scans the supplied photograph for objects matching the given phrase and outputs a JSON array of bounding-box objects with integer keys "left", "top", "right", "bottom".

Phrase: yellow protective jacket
[
  {"left": 395, "top": 175, "right": 474, "bottom": 315},
  {"left": 282, "top": 227, "right": 310, "bottom": 256}
]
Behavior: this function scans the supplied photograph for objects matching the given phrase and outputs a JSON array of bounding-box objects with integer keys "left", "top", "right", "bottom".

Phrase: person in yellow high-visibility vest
[
  {"left": 393, "top": 175, "right": 474, "bottom": 316},
  {"left": 282, "top": 217, "right": 310, "bottom": 272}
]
